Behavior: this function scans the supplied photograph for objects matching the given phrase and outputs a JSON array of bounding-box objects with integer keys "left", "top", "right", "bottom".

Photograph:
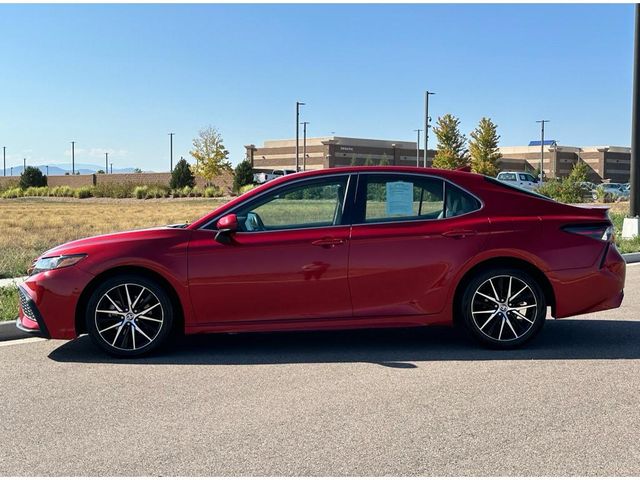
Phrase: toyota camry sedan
[{"left": 17, "top": 166, "right": 625, "bottom": 356}]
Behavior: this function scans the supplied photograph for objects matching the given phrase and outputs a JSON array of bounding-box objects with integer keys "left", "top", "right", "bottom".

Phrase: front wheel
[
  {"left": 461, "top": 268, "right": 546, "bottom": 349},
  {"left": 85, "top": 274, "right": 174, "bottom": 357}
]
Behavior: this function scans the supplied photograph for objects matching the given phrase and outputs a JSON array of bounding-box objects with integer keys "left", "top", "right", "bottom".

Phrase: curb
[
  {"left": 0, "top": 320, "right": 31, "bottom": 342},
  {"left": 623, "top": 252, "right": 640, "bottom": 264}
]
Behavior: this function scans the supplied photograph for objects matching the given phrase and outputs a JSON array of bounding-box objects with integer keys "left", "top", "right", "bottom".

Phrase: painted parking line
[{"left": 0, "top": 337, "right": 46, "bottom": 348}]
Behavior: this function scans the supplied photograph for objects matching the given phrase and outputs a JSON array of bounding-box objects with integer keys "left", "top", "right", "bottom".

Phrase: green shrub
[
  {"left": 73, "top": 186, "right": 94, "bottom": 199},
  {"left": 204, "top": 186, "right": 223, "bottom": 197},
  {"left": 93, "top": 182, "right": 136, "bottom": 198},
  {"left": 233, "top": 159, "right": 254, "bottom": 193},
  {"left": 1, "top": 187, "right": 23, "bottom": 198},
  {"left": 238, "top": 184, "right": 257, "bottom": 195},
  {"left": 181, "top": 186, "right": 193, "bottom": 197},
  {"left": 535, "top": 161, "right": 589, "bottom": 204},
  {"left": 170, "top": 158, "right": 195, "bottom": 189},
  {"left": 19, "top": 166, "right": 46, "bottom": 189},
  {"left": 145, "top": 185, "right": 170, "bottom": 199},
  {"left": 133, "top": 186, "right": 149, "bottom": 199},
  {"left": 23, "top": 186, "right": 49, "bottom": 197}
]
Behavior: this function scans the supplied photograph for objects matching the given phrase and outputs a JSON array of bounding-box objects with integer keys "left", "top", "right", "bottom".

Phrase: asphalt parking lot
[{"left": 1, "top": 264, "right": 639, "bottom": 476}]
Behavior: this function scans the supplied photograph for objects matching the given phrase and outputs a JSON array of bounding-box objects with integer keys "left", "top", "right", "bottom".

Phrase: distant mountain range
[{"left": 2, "top": 163, "right": 144, "bottom": 176}]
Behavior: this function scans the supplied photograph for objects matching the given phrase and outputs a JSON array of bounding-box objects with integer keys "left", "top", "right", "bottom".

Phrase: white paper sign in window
[{"left": 385, "top": 181, "right": 413, "bottom": 216}]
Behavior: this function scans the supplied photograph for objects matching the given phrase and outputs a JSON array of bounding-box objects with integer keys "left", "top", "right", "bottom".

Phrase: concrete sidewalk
[{"left": 0, "top": 276, "right": 26, "bottom": 288}]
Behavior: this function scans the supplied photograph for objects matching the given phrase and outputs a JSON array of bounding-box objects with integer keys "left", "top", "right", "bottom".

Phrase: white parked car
[
  {"left": 253, "top": 169, "right": 296, "bottom": 184},
  {"left": 496, "top": 171, "right": 539, "bottom": 190}
]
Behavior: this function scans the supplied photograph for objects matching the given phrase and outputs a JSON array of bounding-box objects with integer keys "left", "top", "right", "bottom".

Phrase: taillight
[{"left": 563, "top": 224, "right": 615, "bottom": 242}]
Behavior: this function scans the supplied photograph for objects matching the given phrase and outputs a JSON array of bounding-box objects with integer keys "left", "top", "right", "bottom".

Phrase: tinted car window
[
  {"left": 445, "top": 183, "right": 481, "bottom": 217},
  {"left": 362, "top": 174, "right": 445, "bottom": 223},
  {"left": 498, "top": 173, "right": 517, "bottom": 181},
  {"left": 234, "top": 176, "right": 349, "bottom": 232}
]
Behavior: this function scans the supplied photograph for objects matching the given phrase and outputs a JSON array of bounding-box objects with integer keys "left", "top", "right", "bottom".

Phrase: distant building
[
  {"left": 246, "top": 137, "right": 630, "bottom": 184},
  {"left": 245, "top": 137, "right": 436, "bottom": 172},
  {"left": 499, "top": 145, "right": 630, "bottom": 183}
]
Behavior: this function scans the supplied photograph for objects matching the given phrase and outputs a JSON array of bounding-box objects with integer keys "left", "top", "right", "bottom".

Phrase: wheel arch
[
  {"left": 452, "top": 256, "right": 556, "bottom": 325},
  {"left": 75, "top": 265, "right": 185, "bottom": 336}
]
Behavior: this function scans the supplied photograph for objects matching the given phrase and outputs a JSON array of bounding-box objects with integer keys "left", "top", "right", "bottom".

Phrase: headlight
[{"left": 29, "top": 254, "right": 87, "bottom": 275}]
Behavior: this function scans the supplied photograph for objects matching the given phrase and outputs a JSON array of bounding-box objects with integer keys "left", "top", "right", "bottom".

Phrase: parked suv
[{"left": 496, "top": 171, "right": 539, "bottom": 190}]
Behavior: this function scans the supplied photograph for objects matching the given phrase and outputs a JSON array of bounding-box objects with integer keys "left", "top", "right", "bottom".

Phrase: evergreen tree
[
  {"left": 233, "top": 158, "right": 254, "bottom": 192},
  {"left": 170, "top": 157, "right": 195, "bottom": 189},
  {"left": 469, "top": 117, "right": 501, "bottom": 177},
  {"left": 432, "top": 114, "right": 468, "bottom": 169},
  {"left": 20, "top": 166, "right": 46, "bottom": 189}
]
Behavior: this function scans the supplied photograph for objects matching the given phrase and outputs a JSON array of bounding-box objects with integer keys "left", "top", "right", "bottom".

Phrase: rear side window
[
  {"left": 356, "top": 174, "right": 481, "bottom": 224},
  {"left": 498, "top": 173, "right": 516, "bottom": 181},
  {"left": 445, "top": 183, "right": 481, "bottom": 217}
]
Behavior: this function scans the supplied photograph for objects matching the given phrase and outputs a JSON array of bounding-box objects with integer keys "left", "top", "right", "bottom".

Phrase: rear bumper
[{"left": 551, "top": 244, "right": 626, "bottom": 318}]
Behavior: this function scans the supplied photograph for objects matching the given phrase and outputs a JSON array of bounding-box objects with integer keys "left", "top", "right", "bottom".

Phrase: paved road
[{"left": 1, "top": 265, "right": 639, "bottom": 476}]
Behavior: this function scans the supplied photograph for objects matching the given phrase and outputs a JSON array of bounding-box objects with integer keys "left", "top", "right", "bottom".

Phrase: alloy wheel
[
  {"left": 94, "top": 283, "right": 164, "bottom": 352},
  {"left": 470, "top": 275, "right": 538, "bottom": 342}
]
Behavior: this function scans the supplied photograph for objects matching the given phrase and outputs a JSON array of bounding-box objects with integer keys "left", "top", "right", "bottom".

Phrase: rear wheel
[
  {"left": 461, "top": 268, "right": 546, "bottom": 348},
  {"left": 85, "top": 274, "right": 174, "bottom": 357}
]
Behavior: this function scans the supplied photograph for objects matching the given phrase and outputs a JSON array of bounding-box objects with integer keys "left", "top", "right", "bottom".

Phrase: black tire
[
  {"left": 460, "top": 268, "right": 546, "bottom": 349},
  {"left": 85, "top": 274, "right": 174, "bottom": 357}
]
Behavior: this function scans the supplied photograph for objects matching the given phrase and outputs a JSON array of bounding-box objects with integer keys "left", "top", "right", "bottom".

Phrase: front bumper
[
  {"left": 16, "top": 286, "right": 50, "bottom": 338},
  {"left": 17, "top": 266, "right": 95, "bottom": 340}
]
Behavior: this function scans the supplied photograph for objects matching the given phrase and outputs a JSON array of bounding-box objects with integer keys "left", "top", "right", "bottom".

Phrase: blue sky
[{"left": 0, "top": 3, "right": 634, "bottom": 171}]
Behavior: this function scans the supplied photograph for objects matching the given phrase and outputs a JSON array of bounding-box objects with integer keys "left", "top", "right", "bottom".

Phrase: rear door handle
[
  {"left": 441, "top": 229, "right": 477, "bottom": 239},
  {"left": 312, "top": 237, "right": 345, "bottom": 248}
]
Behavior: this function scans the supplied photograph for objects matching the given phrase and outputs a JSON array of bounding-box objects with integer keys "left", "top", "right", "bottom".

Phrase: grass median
[{"left": 0, "top": 286, "right": 18, "bottom": 322}]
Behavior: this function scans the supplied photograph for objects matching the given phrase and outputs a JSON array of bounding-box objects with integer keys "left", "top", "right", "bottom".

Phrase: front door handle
[
  {"left": 441, "top": 229, "right": 477, "bottom": 239},
  {"left": 312, "top": 237, "right": 345, "bottom": 248}
]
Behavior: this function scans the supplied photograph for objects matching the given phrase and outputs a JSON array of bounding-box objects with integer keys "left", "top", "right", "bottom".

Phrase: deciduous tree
[{"left": 190, "top": 126, "right": 232, "bottom": 185}]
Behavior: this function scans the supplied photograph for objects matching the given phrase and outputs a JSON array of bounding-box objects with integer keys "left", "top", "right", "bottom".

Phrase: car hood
[{"left": 42, "top": 226, "right": 190, "bottom": 258}]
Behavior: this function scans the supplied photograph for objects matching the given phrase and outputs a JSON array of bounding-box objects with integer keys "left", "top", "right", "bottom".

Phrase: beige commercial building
[
  {"left": 246, "top": 137, "right": 436, "bottom": 172},
  {"left": 246, "top": 137, "right": 631, "bottom": 184},
  {"left": 499, "top": 145, "right": 631, "bottom": 183}
]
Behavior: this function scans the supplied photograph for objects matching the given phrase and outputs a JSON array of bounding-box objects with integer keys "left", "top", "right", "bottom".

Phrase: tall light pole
[
  {"left": 105, "top": 152, "right": 109, "bottom": 174},
  {"left": 296, "top": 101, "right": 305, "bottom": 171},
  {"left": 301, "top": 121, "right": 309, "bottom": 171},
  {"left": 414, "top": 129, "right": 422, "bottom": 167},
  {"left": 169, "top": 133, "right": 175, "bottom": 172},
  {"left": 624, "top": 4, "right": 640, "bottom": 239},
  {"left": 71, "top": 141, "right": 75, "bottom": 175},
  {"left": 46, "top": 165, "right": 49, "bottom": 176},
  {"left": 2, "top": 147, "right": 5, "bottom": 177},
  {"left": 536, "top": 120, "right": 549, "bottom": 184},
  {"left": 110, "top": 163, "right": 113, "bottom": 174},
  {"left": 23, "top": 158, "right": 26, "bottom": 170},
  {"left": 424, "top": 91, "right": 435, "bottom": 168}
]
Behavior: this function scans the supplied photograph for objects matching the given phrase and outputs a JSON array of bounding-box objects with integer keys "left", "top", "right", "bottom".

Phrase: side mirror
[{"left": 215, "top": 214, "right": 238, "bottom": 244}]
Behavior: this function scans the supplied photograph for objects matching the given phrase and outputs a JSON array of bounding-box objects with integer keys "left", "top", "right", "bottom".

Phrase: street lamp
[
  {"left": 424, "top": 91, "right": 435, "bottom": 168},
  {"left": 105, "top": 152, "right": 109, "bottom": 174},
  {"left": 414, "top": 129, "right": 422, "bottom": 167},
  {"left": 169, "top": 133, "right": 175, "bottom": 172},
  {"left": 71, "top": 141, "right": 75, "bottom": 175},
  {"left": 110, "top": 163, "right": 113, "bottom": 174},
  {"left": 301, "top": 121, "right": 310, "bottom": 171},
  {"left": 624, "top": 4, "right": 640, "bottom": 239},
  {"left": 2, "top": 147, "right": 5, "bottom": 177},
  {"left": 296, "top": 101, "right": 305, "bottom": 171},
  {"left": 536, "top": 120, "right": 549, "bottom": 184},
  {"left": 391, "top": 144, "right": 397, "bottom": 166}
]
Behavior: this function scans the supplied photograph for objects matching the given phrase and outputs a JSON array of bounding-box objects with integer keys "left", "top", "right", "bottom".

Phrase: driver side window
[{"left": 234, "top": 176, "right": 349, "bottom": 232}]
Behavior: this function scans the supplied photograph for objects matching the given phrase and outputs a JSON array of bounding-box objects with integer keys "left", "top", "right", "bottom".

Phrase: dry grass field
[{"left": 0, "top": 197, "right": 226, "bottom": 278}]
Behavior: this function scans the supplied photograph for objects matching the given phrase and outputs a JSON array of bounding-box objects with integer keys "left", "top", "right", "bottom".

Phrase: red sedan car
[{"left": 17, "top": 166, "right": 625, "bottom": 356}]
